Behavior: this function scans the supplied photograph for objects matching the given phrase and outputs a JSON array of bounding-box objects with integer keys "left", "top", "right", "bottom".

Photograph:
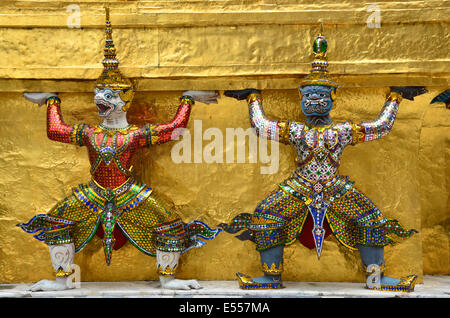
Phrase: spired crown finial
[
  {"left": 299, "top": 24, "right": 338, "bottom": 89},
  {"left": 95, "top": 7, "right": 133, "bottom": 91}
]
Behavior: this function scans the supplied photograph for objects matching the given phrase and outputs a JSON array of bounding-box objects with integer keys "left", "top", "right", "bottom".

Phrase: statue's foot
[
  {"left": 160, "top": 278, "right": 202, "bottom": 290},
  {"left": 236, "top": 272, "right": 284, "bottom": 290},
  {"left": 28, "top": 279, "right": 72, "bottom": 292},
  {"left": 366, "top": 275, "right": 418, "bottom": 293}
]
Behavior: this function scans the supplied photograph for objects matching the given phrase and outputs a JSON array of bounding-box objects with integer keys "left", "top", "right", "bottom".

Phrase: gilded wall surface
[{"left": 0, "top": 0, "right": 448, "bottom": 283}]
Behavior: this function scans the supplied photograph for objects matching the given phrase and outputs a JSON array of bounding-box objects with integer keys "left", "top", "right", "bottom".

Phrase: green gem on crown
[{"left": 313, "top": 36, "right": 328, "bottom": 54}]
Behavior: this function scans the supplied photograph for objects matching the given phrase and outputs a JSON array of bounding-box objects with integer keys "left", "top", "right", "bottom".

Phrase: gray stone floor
[{"left": 0, "top": 275, "right": 448, "bottom": 298}]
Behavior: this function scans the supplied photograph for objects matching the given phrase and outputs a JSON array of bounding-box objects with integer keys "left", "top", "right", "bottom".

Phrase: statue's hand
[
  {"left": 224, "top": 89, "right": 260, "bottom": 101},
  {"left": 159, "top": 276, "right": 202, "bottom": 290},
  {"left": 390, "top": 86, "right": 427, "bottom": 101},
  {"left": 182, "top": 90, "right": 220, "bottom": 104},
  {"left": 28, "top": 278, "right": 72, "bottom": 292},
  {"left": 23, "top": 92, "right": 58, "bottom": 107}
]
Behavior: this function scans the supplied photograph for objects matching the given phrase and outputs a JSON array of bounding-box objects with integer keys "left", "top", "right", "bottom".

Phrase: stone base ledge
[{"left": 0, "top": 275, "right": 448, "bottom": 298}]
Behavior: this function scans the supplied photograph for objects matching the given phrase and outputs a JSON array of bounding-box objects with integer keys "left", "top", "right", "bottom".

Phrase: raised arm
[
  {"left": 134, "top": 91, "right": 220, "bottom": 148},
  {"left": 152, "top": 95, "right": 194, "bottom": 145},
  {"left": 46, "top": 96, "right": 90, "bottom": 146},
  {"left": 350, "top": 87, "right": 427, "bottom": 145},
  {"left": 225, "top": 89, "right": 290, "bottom": 144},
  {"left": 24, "top": 93, "right": 90, "bottom": 146}
]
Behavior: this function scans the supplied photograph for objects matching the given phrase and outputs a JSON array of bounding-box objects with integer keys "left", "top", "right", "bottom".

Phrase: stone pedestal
[{"left": 0, "top": 275, "right": 448, "bottom": 298}]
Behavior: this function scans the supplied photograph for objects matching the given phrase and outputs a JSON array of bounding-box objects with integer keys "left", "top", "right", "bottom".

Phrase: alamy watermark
[
  {"left": 366, "top": 4, "right": 381, "bottom": 28},
  {"left": 170, "top": 120, "right": 280, "bottom": 175},
  {"left": 66, "top": 264, "right": 81, "bottom": 289},
  {"left": 366, "top": 264, "right": 382, "bottom": 288},
  {"left": 67, "top": 4, "right": 81, "bottom": 28}
]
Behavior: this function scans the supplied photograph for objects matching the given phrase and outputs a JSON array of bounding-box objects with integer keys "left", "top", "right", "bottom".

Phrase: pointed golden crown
[
  {"left": 299, "top": 25, "right": 338, "bottom": 88},
  {"left": 95, "top": 7, "right": 133, "bottom": 91}
]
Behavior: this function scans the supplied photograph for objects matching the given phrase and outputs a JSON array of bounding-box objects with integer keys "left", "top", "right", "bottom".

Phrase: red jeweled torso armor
[{"left": 47, "top": 96, "right": 192, "bottom": 189}]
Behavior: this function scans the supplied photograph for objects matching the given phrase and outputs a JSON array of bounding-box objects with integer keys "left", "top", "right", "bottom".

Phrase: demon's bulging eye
[{"left": 105, "top": 93, "right": 112, "bottom": 99}]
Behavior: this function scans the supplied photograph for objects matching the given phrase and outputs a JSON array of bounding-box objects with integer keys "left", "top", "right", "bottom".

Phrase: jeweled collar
[
  {"left": 94, "top": 123, "right": 138, "bottom": 136},
  {"left": 304, "top": 123, "right": 333, "bottom": 131}
]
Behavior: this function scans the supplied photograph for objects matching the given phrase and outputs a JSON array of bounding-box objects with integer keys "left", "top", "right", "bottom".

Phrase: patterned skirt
[
  {"left": 17, "top": 178, "right": 221, "bottom": 264},
  {"left": 221, "top": 174, "right": 416, "bottom": 252}
]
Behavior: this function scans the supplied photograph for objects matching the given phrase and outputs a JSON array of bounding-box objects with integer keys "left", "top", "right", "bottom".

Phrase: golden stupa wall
[{"left": 0, "top": 0, "right": 448, "bottom": 283}]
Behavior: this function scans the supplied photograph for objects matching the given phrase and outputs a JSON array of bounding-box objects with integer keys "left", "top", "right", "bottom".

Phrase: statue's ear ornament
[
  {"left": 330, "top": 87, "right": 340, "bottom": 102},
  {"left": 120, "top": 88, "right": 135, "bottom": 112},
  {"left": 297, "top": 85, "right": 303, "bottom": 101}
]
